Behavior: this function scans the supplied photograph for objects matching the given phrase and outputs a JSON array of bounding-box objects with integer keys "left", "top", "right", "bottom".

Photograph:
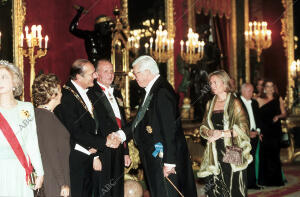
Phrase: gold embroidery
[
  {"left": 146, "top": 126, "right": 153, "bottom": 134},
  {"left": 20, "top": 110, "right": 30, "bottom": 119},
  {"left": 63, "top": 85, "right": 94, "bottom": 118}
]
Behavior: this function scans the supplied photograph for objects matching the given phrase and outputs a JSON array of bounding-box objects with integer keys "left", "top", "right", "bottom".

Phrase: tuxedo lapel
[
  {"left": 93, "top": 83, "right": 122, "bottom": 128},
  {"left": 65, "top": 81, "right": 94, "bottom": 119}
]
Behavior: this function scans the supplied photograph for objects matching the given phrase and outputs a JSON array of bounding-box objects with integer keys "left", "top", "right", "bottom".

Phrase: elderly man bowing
[{"left": 110, "top": 56, "right": 197, "bottom": 197}]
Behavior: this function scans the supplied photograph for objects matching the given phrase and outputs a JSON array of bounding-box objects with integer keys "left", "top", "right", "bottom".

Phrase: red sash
[
  {"left": 99, "top": 84, "right": 126, "bottom": 148},
  {"left": 0, "top": 112, "right": 33, "bottom": 184}
]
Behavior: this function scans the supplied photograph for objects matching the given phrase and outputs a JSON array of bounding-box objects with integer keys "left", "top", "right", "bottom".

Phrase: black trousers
[
  {"left": 70, "top": 151, "right": 93, "bottom": 197},
  {"left": 247, "top": 136, "right": 258, "bottom": 187}
]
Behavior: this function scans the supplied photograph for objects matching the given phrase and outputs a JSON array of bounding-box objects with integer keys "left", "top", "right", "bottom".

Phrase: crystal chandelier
[
  {"left": 149, "top": 25, "right": 174, "bottom": 63},
  {"left": 180, "top": 28, "right": 205, "bottom": 64},
  {"left": 245, "top": 21, "right": 272, "bottom": 62}
]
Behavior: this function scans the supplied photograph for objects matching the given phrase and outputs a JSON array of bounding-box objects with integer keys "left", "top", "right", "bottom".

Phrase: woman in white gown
[{"left": 0, "top": 60, "right": 44, "bottom": 197}]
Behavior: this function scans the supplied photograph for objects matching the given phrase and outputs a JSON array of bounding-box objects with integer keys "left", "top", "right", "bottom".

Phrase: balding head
[{"left": 241, "top": 83, "right": 254, "bottom": 100}]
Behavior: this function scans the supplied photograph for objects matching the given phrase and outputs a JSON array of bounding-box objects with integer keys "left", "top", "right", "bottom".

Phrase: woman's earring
[{"left": 263, "top": 89, "right": 266, "bottom": 93}]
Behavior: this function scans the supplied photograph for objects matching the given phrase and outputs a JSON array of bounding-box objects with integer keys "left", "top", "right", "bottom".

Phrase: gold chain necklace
[{"left": 63, "top": 85, "right": 94, "bottom": 118}]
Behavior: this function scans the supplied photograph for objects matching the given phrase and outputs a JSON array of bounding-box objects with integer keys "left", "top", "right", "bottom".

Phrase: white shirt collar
[
  {"left": 241, "top": 96, "right": 252, "bottom": 104},
  {"left": 97, "top": 81, "right": 114, "bottom": 94},
  {"left": 71, "top": 80, "right": 88, "bottom": 93},
  {"left": 145, "top": 74, "right": 160, "bottom": 94}
]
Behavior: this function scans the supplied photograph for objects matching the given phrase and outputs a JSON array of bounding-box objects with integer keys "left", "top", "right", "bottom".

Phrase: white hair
[
  {"left": 132, "top": 55, "right": 159, "bottom": 75},
  {"left": 241, "top": 83, "right": 253, "bottom": 92},
  {"left": 0, "top": 60, "right": 23, "bottom": 96}
]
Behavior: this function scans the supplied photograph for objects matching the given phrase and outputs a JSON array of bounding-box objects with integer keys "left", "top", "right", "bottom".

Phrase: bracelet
[{"left": 221, "top": 132, "right": 225, "bottom": 138}]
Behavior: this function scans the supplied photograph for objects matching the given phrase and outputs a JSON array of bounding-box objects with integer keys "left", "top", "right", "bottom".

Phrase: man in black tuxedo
[
  {"left": 54, "top": 59, "right": 120, "bottom": 197},
  {"left": 88, "top": 60, "right": 131, "bottom": 197},
  {"left": 240, "top": 83, "right": 262, "bottom": 189},
  {"left": 111, "top": 55, "right": 197, "bottom": 197}
]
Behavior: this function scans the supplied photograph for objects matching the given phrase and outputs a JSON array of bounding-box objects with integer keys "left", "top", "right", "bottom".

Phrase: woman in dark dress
[
  {"left": 256, "top": 80, "right": 287, "bottom": 186},
  {"left": 198, "top": 70, "right": 252, "bottom": 197},
  {"left": 32, "top": 74, "right": 70, "bottom": 196}
]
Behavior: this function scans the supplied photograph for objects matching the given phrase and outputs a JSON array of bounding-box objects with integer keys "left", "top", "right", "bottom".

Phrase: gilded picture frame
[{"left": 13, "top": 0, "right": 26, "bottom": 75}]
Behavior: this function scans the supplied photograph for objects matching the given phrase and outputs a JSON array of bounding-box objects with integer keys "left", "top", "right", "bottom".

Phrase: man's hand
[
  {"left": 250, "top": 131, "right": 258, "bottom": 138},
  {"left": 88, "top": 148, "right": 97, "bottom": 154},
  {"left": 124, "top": 155, "right": 131, "bottom": 167},
  {"left": 34, "top": 175, "right": 44, "bottom": 190},
  {"left": 93, "top": 157, "right": 102, "bottom": 171},
  {"left": 163, "top": 166, "right": 176, "bottom": 177},
  {"left": 273, "top": 115, "right": 279, "bottom": 123},
  {"left": 60, "top": 185, "right": 70, "bottom": 197},
  {"left": 106, "top": 133, "right": 121, "bottom": 148}
]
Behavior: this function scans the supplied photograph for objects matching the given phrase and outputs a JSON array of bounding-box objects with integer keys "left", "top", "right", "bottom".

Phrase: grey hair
[
  {"left": 241, "top": 83, "right": 253, "bottom": 92},
  {"left": 0, "top": 60, "right": 23, "bottom": 96},
  {"left": 132, "top": 55, "right": 159, "bottom": 75}
]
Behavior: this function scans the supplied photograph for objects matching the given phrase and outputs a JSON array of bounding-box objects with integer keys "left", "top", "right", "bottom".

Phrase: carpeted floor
[
  {"left": 248, "top": 162, "right": 300, "bottom": 197},
  {"left": 196, "top": 161, "right": 300, "bottom": 197}
]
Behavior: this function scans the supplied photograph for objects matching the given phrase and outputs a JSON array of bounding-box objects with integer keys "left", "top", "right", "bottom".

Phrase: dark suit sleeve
[
  {"left": 156, "top": 89, "right": 177, "bottom": 164},
  {"left": 123, "top": 142, "right": 129, "bottom": 155},
  {"left": 122, "top": 121, "right": 133, "bottom": 141},
  {"left": 55, "top": 91, "right": 106, "bottom": 150}
]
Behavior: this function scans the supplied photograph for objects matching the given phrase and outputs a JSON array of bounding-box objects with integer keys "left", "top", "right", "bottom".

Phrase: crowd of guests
[
  {"left": 198, "top": 72, "right": 287, "bottom": 197},
  {"left": 0, "top": 56, "right": 197, "bottom": 197},
  {"left": 0, "top": 56, "right": 287, "bottom": 197}
]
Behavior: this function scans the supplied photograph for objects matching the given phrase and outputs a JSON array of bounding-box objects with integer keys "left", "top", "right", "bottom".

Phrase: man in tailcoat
[
  {"left": 88, "top": 60, "right": 131, "bottom": 197},
  {"left": 54, "top": 59, "right": 119, "bottom": 197},
  {"left": 109, "top": 55, "right": 197, "bottom": 197},
  {"left": 240, "top": 83, "right": 262, "bottom": 189}
]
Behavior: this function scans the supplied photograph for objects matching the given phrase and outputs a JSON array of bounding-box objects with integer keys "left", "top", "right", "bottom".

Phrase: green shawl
[{"left": 197, "top": 93, "right": 253, "bottom": 177}]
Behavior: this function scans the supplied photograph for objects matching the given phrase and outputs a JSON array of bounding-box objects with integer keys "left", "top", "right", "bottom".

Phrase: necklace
[{"left": 39, "top": 105, "right": 52, "bottom": 111}]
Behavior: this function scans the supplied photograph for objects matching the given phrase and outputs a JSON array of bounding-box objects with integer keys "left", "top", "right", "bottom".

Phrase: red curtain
[
  {"left": 24, "top": 0, "right": 120, "bottom": 100},
  {"left": 195, "top": 0, "right": 232, "bottom": 19},
  {"left": 213, "top": 17, "right": 231, "bottom": 71}
]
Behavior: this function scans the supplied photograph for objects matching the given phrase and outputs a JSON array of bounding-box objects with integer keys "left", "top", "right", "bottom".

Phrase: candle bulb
[
  {"left": 45, "top": 35, "right": 49, "bottom": 49},
  {"left": 145, "top": 43, "right": 149, "bottom": 54},
  {"left": 171, "top": 39, "right": 174, "bottom": 50},
  {"left": 27, "top": 34, "right": 32, "bottom": 47},
  {"left": 180, "top": 40, "right": 184, "bottom": 53},
  {"left": 38, "top": 36, "right": 42, "bottom": 48},
  {"left": 37, "top": 25, "right": 42, "bottom": 38},
  {"left": 186, "top": 41, "right": 189, "bottom": 53},
  {"left": 25, "top": 26, "right": 29, "bottom": 38},
  {"left": 150, "top": 37, "right": 153, "bottom": 50},
  {"left": 31, "top": 25, "right": 37, "bottom": 38}
]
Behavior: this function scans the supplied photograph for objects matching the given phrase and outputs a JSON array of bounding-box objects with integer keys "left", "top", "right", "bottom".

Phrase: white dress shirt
[
  {"left": 241, "top": 96, "right": 259, "bottom": 132},
  {"left": 97, "top": 82, "right": 121, "bottom": 119},
  {"left": 142, "top": 74, "right": 160, "bottom": 105},
  {"left": 71, "top": 80, "right": 97, "bottom": 158},
  {"left": 97, "top": 82, "right": 126, "bottom": 143},
  {"left": 71, "top": 80, "right": 93, "bottom": 115}
]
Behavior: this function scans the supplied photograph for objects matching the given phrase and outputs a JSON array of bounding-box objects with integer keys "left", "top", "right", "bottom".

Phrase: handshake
[{"left": 106, "top": 132, "right": 123, "bottom": 148}]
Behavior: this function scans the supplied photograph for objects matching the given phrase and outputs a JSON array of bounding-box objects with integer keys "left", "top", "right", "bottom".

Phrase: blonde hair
[
  {"left": 0, "top": 60, "right": 23, "bottom": 96},
  {"left": 208, "top": 70, "right": 233, "bottom": 92}
]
